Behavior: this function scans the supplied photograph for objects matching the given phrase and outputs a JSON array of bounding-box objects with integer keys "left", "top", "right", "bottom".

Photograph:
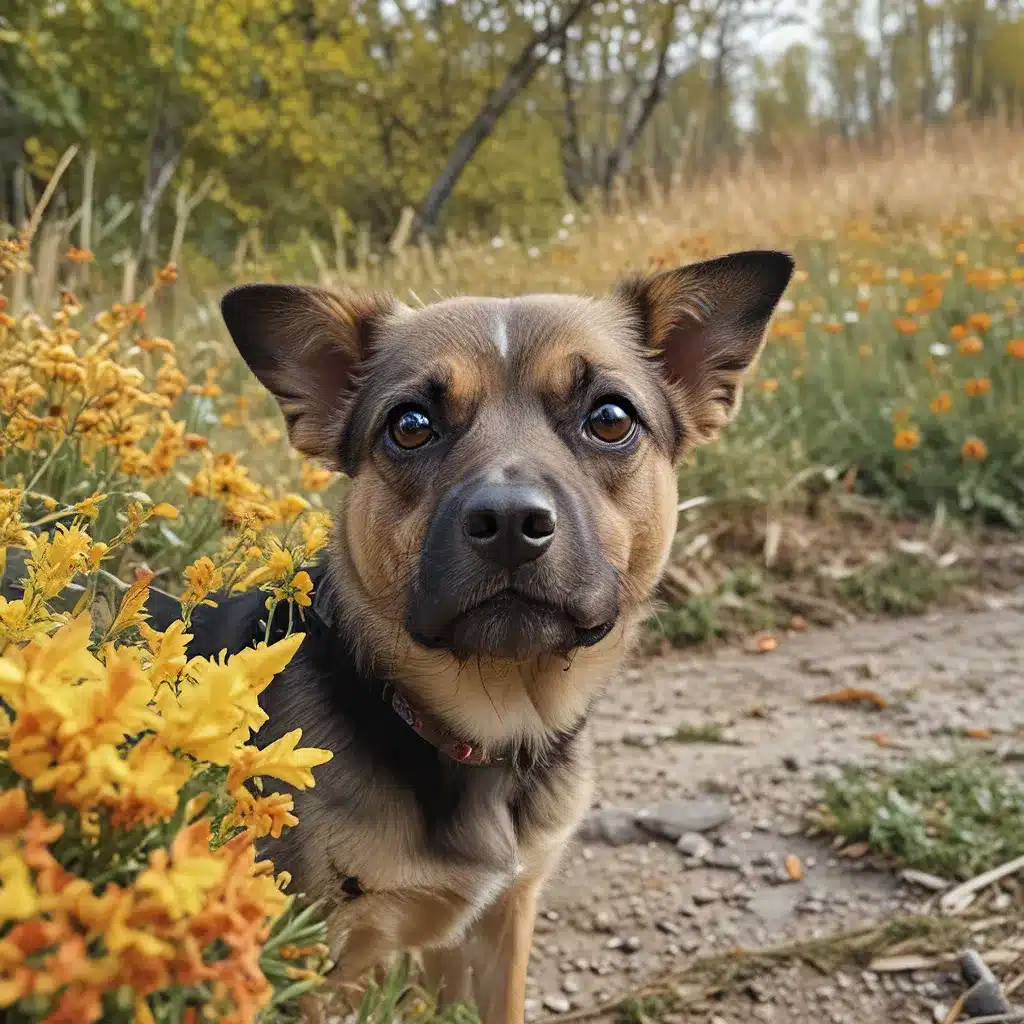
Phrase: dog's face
[{"left": 222, "top": 252, "right": 792, "bottom": 677}]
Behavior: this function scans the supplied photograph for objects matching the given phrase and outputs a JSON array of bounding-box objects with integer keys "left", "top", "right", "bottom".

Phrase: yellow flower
[
  {"left": 961, "top": 437, "right": 988, "bottom": 461},
  {"left": 227, "top": 728, "right": 333, "bottom": 791},
  {"left": 929, "top": 391, "right": 953, "bottom": 415},
  {"left": 300, "top": 461, "right": 334, "bottom": 491},
  {"left": 107, "top": 570, "right": 154, "bottom": 638},
  {"left": 224, "top": 790, "right": 298, "bottom": 839},
  {"left": 893, "top": 427, "right": 920, "bottom": 451},
  {"left": 25, "top": 525, "right": 92, "bottom": 599},
  {"left": 761, "top": 378, "right": 779, "bottom": 393},
  {"left": 150, "top": 502, "right": 179, "bottom": 519},
  {"left": 964, "top": 377, "right": 992, "bottom": 397},
  {"left": 0, "top": 488, "right": 30, "bottom": 549},
  {"left": 182, "top": 556, "right": 223, "bottom": 608},
  {"left": 290, "top": 570, "right": 314, "bottom": 608},
  {"left": 957, "top": 335, "right": 983, "bottom": 355},
  {"left": 300, "top": 511, "right": 331, "bottom": 559},
  {"left": 275, "top": 493, "right": 310, "bottom": 520}
]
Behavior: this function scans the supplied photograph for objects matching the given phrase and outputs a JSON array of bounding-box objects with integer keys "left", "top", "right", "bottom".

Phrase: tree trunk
[
  {"left": 601, "top": 3, "right": 679, "bottom": 190},
  {"left": 414, "top": 0, "right": 595, "bottom": 238}
]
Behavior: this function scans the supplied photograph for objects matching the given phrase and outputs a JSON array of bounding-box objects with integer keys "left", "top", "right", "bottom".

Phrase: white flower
[
  {"left": 778, "top": 299, "right": 795, "bottom": 313},
  {"left": 828, "top": 269, "right": 840, "bottom": 286},
  {"left": 561, "top": 212, "right": 575, "bottom": 226},
  {"left": 491, "top": 236, "right": 504, "bottom": 249},
  {"left": 527, "top": 246, "right": 540, "bottom": 259},
  {"left": 557, "top": 228, "right": 569, "bottom": 241},
  {"left": 857, "top": 283, "right": 872, "bottom": 300},
  {"left": 844, "top": 311, "right": 859, "bottom": 324},
  {"left": 929, "top": 343, "right": 950, "bottom": 357}
]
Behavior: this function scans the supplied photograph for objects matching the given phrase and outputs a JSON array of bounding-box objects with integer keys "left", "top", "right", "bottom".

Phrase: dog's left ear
[
  {"left": 615, "top": 250, "right": 794, "bottom": 450},
  {"left": 221, "top": 284, "right": 395, "bottom": 469}
]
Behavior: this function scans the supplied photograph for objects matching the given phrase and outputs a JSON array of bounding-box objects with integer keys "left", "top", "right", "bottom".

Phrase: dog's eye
[
  {"left": 585, "top": 398, "right": 636, "bottom": 445},
  {"left": 388, "top": 406, "right": 434, "bottom": 450}
]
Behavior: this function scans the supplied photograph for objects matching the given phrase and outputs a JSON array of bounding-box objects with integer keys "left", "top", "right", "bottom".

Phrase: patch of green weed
[{"left": 812, "top": 756, "right": 1024, "bottom": 880}]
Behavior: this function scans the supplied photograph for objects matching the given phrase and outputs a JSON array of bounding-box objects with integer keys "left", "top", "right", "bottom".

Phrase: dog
[{"left": 166, "top": 250, "right": 793, "bottom": 1023}]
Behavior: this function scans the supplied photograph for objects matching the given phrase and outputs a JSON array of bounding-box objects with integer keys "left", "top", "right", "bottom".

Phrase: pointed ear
[
  {"left": 615, "top": 250, "right": 794, "bottom": 450},
  {"left": 220, "top": 284, "right": 395, "bottom": 469}
]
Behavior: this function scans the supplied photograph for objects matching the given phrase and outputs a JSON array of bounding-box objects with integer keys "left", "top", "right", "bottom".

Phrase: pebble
[
  {"left": 623, "top": 935, "right": 642, "bottom": 953},
  {"left": 542, "top": 994, "right": 571, "bottom": 1014},
  {"left": 561, "top": 976, "right": 580, "bottom": 995},
  {"left": 706, "top": 849, "right": 743, "bottom": 871},
  {"left": 693, "top": 888, "right": 721, "bottom": 905},
  {"left": 676, "top": 832, "right": 713, "bottom": 859},
  {"left": 655, "top": 918, "right": 680, "bottom": 935},
  {"left": 578, "top": 808, "right": 646, "bottom": 846},
  {"left": 593, "top": 909, "right": 615, "bottom": 933}
]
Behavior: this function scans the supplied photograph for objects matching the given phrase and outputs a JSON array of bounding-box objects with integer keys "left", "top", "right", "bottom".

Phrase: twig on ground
[{"left": 941, "top": 856, "right": 1024, "bottom": 914}]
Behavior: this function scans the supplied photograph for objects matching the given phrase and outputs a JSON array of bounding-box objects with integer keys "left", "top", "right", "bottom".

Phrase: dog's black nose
[{"left": 462, "top": 483, "right": 557, "bottom": 570}]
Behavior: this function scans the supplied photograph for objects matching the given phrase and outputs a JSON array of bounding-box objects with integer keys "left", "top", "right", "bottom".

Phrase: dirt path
[{"left": 526, "top": 590, "right": 1024, "bottom": 1024}]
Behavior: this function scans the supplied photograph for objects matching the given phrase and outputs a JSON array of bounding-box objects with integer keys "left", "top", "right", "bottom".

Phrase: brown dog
[{"left": 214, "top": 250, "right": 793, "bottom": 1022}]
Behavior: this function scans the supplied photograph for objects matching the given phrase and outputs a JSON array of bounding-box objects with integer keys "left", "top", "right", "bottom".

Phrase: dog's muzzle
[{"left": 405, "top": 468, "right": 620, "bottom": 660}]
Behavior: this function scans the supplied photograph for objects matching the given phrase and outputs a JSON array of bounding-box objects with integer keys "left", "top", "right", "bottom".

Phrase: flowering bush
[{"left": 0, "top": 242, "right": 342, "bottom": 1022}]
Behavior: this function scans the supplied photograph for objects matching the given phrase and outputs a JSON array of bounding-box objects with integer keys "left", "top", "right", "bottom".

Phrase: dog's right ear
[{"left": 221, "top": 284, "right": 395, "bottom": 469}]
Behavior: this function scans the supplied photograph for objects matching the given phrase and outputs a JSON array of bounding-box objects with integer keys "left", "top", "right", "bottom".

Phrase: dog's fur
[{"left": 179, "top": 251, "right": 793, "bottom": 1022}]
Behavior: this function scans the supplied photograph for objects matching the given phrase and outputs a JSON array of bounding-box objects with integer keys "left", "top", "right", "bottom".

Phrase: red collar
[{"left": 381, "top": 681, "right": 496, "bottom": 766}]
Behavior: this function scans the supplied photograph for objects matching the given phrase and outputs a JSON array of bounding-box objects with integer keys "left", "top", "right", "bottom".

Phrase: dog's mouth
[{"left": 409, "top": 588, "right": 616, "bottom": 661}]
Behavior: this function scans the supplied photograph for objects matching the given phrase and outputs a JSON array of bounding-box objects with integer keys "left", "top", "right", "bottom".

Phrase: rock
[
  {"left": 706, "top": 849, "right": 743, "bottom": 871},
  {"left": 593, "top": 909, "right": 615, "bottom": 933},
  {"left": 623, "top": 936, "right": 642, "bottom": 953},
  {"left": 561, "top": 976, "right": 580, "bottom": 995},
  {"left": 692, "top": 888, "right": 721, "bottom": 905},
  {"left": 676, "top": 832, "right": 713, "bottom": 859},
  {"left": 636, "top": 799, "right": 732, "bottom": 840},
  {"left": 578, "top": 808, "right": 646, "bottom": 846},
  {"left": 542, "top": 994, "right": 571, "bottom": 1014},
  {"left": 655, "top": 918, "right": 680, "bottom": 936}
]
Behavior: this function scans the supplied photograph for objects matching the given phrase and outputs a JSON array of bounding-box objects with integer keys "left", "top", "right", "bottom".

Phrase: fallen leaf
[
  {"left": 868, "top": 732, "right": 891, "bottom": 748},
  {"left": 964, "top": 727, "right": 993, "bottom": 740},
  {"left": 790, "top": 614, "right": 809, "bottom": 631},
  {"left": 810, "top": 687, "right": 889, "bottom": 710},
  {"left": 756, "top": 635, "right": 778, "bottom": 653},
  {"left": 839, "top": 842, "right": 870, "bottom": 859},
  {"left": 785, "top": 854, "right": 803, "bottom": 881}
]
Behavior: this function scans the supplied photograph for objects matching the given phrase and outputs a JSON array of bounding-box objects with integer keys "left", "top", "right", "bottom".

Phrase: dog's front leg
[{"left": 470, "top": 876, "right": 541, "bottom": 1024}]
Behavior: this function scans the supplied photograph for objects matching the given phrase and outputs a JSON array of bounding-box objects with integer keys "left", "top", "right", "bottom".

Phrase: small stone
[
  {"left": 623, "top": 936, "right": 642, "bottom": 953},
  {"left": 544, "top": 909, "right": 560, "bottom": 921},
  {"left": 561, "top": 976, "right": 580, "bottom": 995},
  {"left": 636, "top": 799, "right": 733, "bottom": 840},
  {"left": 578, "top": 809, "right": 646, "bottom": 846},
  {"left": 593, "top": 910, "right": 615, "bottom": 933},
  {"left": 706, "top": 849, "right": 743, "bottom": 871},
  {"left": 655, "top": 918, "right": 680, "bottom": 936},
  {"left": 542, "top": 994, "right": 571, "bottom": 1014},
  {"left": 692, "top": 888, "right": 721, "bottom": 905},
  {"left": 606, "top": 936, "right": 623, "bottom": 950},
  {"left": 676, "top": 832, "right": 713, "bottom": 859}
]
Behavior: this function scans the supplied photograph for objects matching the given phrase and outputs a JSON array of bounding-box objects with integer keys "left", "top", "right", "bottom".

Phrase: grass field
[{"left": 1, "top": 122, "right": 1022, "bottom": 1021}]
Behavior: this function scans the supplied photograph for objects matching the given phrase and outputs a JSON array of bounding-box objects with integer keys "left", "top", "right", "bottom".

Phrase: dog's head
[{"left": 222, "top": 252, "right": 792, "bottom": 740}]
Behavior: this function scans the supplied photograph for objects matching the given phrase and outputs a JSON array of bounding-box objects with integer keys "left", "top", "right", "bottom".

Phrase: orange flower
[
  {"left": 958, "top": 335, "right": 983, "bottom": 355},
  {"left": 1008, "top": 339, "right": 1024, "bottom": 360},
  {"left": 966, "top": 311, "right": 992, "bottom": 331},
  {"left": 893, "top": 427, "right": 920, "bottom": 451},
  {"left": 929, "top": 391, "right": 953, "bottom": 414},
  {"left": 821, "top": 321, "right": 843, "bottom": 334},
  {"left": 950, "top": 323, "right": 968, "bottom": 340},
  {"left": 894, "top": 317, "right": 918, "bottom": 336},
  {"left": 64, "top": 246, "right": 95, "bottom": 264},
  {"left": 964, "top": 377, "right": 992, "bottom": 397},
  {"left": 961, "top": 437, "right": 988, "bottom": 461},
  {"left": 761, "top": 378, "right": 779, "bottom": 393},
  {"left": 903, "top": 297, "right": 921, "bottom": 314}
]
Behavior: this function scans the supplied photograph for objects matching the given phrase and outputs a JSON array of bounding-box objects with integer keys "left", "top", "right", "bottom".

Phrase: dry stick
[
  {"left": 941, "top": 855, "right": 1024, "bottom": 915},
  {"left": 11, "top": 145, "right": 80, "bottom": 315}
]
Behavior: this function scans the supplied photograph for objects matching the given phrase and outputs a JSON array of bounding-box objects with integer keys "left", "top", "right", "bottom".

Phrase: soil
[{"left": 525, "top": 588, "right": 1024, "bottom": 1024}]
